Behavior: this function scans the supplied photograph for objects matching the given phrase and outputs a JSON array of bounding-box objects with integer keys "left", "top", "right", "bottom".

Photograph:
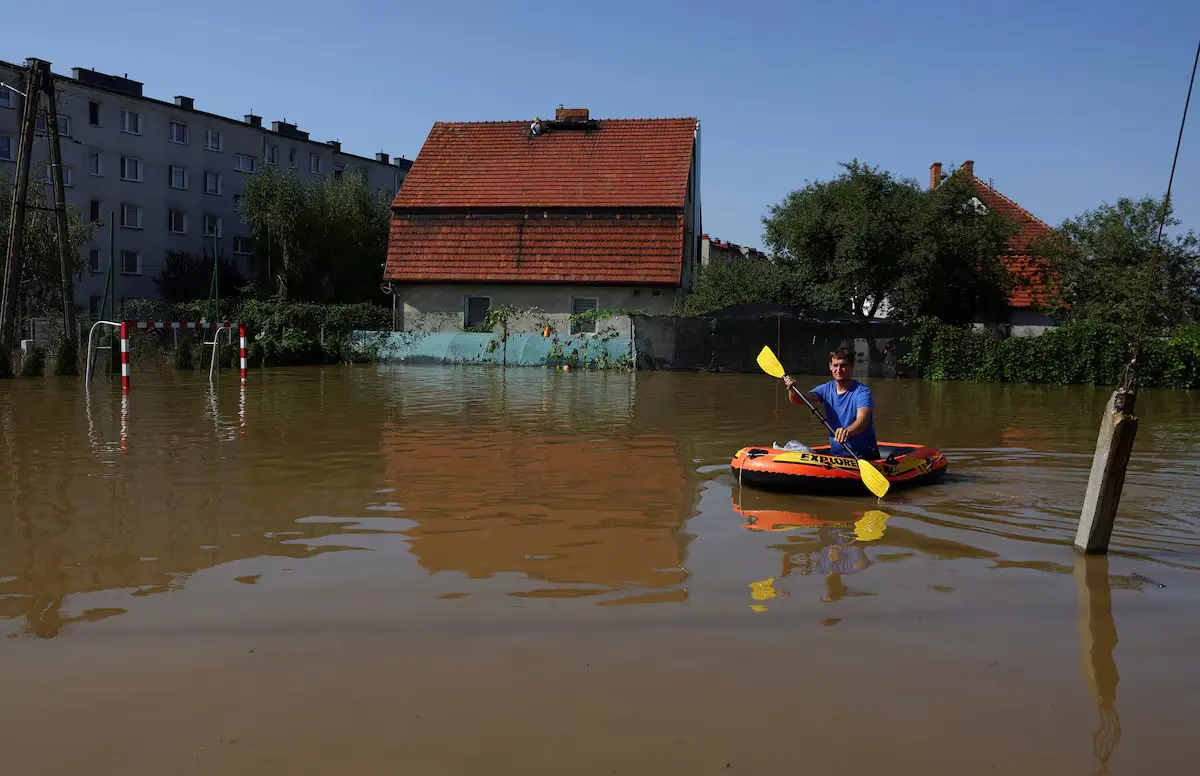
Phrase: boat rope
[{"left": 1120, "top": 38, "right": 1199, "bottom": 393}]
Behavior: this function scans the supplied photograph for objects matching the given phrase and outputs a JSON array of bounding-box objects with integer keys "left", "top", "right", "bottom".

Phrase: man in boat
[{"left": 782, "top": 346, "right": 880, "bottom": 461}]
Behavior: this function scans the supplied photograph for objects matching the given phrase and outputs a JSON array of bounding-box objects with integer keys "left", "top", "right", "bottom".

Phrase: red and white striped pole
[
  {"left": 238, "top": 324, "right": 247, "bottom": 384},
  {"left": 119, "top": 321, "right": 130, "bottom": 394}
]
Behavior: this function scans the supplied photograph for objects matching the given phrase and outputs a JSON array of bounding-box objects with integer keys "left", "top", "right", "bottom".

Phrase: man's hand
[
  {"left": 834, "top": 427, "right": 849, "bottom": 443},
  {"left": 783, "top": 375, "right": 797, "bottom": 392}
]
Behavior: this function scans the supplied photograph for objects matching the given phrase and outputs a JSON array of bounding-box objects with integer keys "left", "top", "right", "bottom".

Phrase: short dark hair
[{"left": 829, "top": 346, "right": 855, "bottom": 364}]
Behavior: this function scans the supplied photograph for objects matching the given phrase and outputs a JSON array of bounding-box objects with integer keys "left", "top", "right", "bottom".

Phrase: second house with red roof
[{"left": 383, "top": 107, "right": 701, "bottom": 336}]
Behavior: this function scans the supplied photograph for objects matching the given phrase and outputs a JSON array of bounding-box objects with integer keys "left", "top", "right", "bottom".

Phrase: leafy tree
[
  {"left": 0, "top": 165, "right": 98, "bottom": 319},
  {"left": 238, "top": 165, "right": 391, "bottom": 304},
  {"left": 682, "top": 256, "right": 807, "bottom": 315},
  {"left": 1029, "top": 194, "right": 1200, "bottom": 330},
  {"left": 760, "top": 160, "right": 1019, "bottom": 323}
]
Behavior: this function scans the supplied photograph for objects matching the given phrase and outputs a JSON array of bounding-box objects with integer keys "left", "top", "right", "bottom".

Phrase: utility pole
[
  {"left": 0, "top": 58, "right": 41, "bottom": 354},
  {"left": 42, "top": 60, "right": 78, "bottom": 347}
]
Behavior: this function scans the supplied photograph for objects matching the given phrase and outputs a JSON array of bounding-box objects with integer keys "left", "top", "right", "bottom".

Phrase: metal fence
[{"left": 632, "top": 312, "right": 913, "bottom": 377}]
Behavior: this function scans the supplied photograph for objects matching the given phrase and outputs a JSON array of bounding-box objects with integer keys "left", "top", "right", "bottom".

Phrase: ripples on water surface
[{"left": 1, "top": 365, "right": 1198, "bottom": 775}]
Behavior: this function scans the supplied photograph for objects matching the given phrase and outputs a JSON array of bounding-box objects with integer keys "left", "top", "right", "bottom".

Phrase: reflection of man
[{"left": 816, "top": 524, "right": 870, "bottom": 603}]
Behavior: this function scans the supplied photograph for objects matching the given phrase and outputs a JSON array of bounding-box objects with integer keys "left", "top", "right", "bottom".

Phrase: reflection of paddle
[{"left": 756, "top": 345, "right": 890, "bottom": 499}]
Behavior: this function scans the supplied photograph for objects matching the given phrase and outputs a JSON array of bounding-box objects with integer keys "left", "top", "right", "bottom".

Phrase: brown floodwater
[{"left": 1, "top": 364, "right": 1198, "bottom": 775}]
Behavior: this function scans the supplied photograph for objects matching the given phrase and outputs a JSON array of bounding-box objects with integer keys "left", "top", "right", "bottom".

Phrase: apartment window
[
  {"left": 168, "top": 209, "right": 188, "bottom": 234},
  {"left": 205, "top": 129, "right": 222, "bottom": 151},
  {"left": 89, "top": 294, "right": 102, "bottom": 317},
  {"left": 232, "top": 194, "right": 242, "bottom": 213},
  {"left": 45, "top": 165, "right": 73, "bottom": 187},
  {"left": 169, "top": 121, "right": 188, "bottom": 144},
  {"left": 235, "top": 153, "right": 256, "bottom": 173},
  {"left": 288, "top": 148, "right": 297, "bottom": 168},
  {"left": 464, "top": 296, "right": 490, "bottom": 329},
  {"left": 169, "top": 165, "right": 188, "bottom": 190},
  {"left": 570, "top": 297, "right": 599, "bottom": 334},
  {"left": 120, "top": 203, "right": 142, "bottom": 229},
  {"left": 120, "top": 109, "right": 141, "bottom": 134},
  {"left": 35, "top": 115, "right": 72, "bottom": 137},
  {"left": 310, "top": 153, "right": 321, "bottom": 174},
  {"left": 120, "top": 156, "right": 143, "bottom": 182},
  {"left": 203, "top": 172, "right": 222, "bottom": 195},
  {"left": 88, "top": 249, "right": 102, "bottom": 274},
  {"left": 88, "top": 150, "right": 102, "bottom": 176},
  {"left": 0, "top": 135, "right": 13, "bottom": 162},
  {"left": 120, "top": 249, "right": 141, "bottom": 275},
  {"left": 233, "top": 236, "right": 254, "bottom": 255},
  {"left": 203, "top": 214, "right": 222, "bottom": 238},
  {"left": 265, "top": 144, "right": 279, "bottom": 165},
  {"left": 0, "top": 88, "right": 12, "bottom": 109},
  {"left": 89, "top": 199, "right": 101, "bottom": 223},
  {"left": 89, "top": 101, "right": 100, "bottom": 126}
]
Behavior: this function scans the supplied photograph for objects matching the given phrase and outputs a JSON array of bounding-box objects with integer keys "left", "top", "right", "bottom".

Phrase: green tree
[
  {"left": 682, "top": 256, "right": 807, "bottom": 315},
  {"left": 1030, "top": 194, "right": 1200, "bottom": 329},
  {"left": 0, "top": 165, "right": 98, "bottom": 319},
  {"left": 238, "top": 166, "right": 391, "bottom": 303},
  {"left": 760, "top": 161, "right": 1019, "bottom": 323}
]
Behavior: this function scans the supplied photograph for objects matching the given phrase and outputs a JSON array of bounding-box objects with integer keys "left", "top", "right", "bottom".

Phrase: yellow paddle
[{"left": 756, "top": 345, "right": 891, "bottom": 499}]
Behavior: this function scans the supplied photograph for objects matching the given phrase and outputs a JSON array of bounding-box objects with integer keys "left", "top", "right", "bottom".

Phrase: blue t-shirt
[{"left": 812, "top": 379, "right": 878, "bottom": 458}]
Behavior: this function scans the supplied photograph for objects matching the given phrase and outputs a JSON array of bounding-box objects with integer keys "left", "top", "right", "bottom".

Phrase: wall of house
[{"left": 396, "top": 283, "right": 683, "bottom": 336}]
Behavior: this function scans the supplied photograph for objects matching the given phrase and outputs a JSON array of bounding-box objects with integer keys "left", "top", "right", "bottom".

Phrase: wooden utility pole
[
  {"left": 42, "top": 60, "right": 78, "bottom": 346},
  {"left": 0, "top": 59, "right": 40, "bottom": 354}
]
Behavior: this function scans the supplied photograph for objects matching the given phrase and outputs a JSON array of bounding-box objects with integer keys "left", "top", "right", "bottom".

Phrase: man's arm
[
  {"left": 783, "top": 376, "right": 821, "bottom": 408},
  {"left": 834, "top": 406, "right": 872, "bottom": 443}
]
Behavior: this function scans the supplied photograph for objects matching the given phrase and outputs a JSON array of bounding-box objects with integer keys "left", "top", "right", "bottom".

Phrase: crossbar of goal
[{"left": 109, "top": 321, "right": 247, "bottom": 394}]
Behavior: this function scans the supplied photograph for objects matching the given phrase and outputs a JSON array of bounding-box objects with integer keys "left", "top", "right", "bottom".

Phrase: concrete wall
[
  {"left": 0, "top": 58, "right": 411, "bottom": 314},
  {"left": 396, "top": 283, "right": 683, "bottom": 337}
]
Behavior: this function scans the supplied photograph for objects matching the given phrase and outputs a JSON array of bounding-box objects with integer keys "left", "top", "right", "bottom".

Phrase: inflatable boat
[{"left": 730, "top": 442, "right": 948, "bottom": 494}]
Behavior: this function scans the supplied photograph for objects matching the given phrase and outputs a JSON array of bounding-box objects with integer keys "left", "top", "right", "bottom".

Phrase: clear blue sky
[{"left": 8, "top": 0, "right": 1198, "bottom": 250}]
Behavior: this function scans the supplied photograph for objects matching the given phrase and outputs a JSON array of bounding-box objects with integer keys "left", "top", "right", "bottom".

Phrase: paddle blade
[
  {"left": 858, "top": 459, "right": 891, "bottom": 499},
  {"left": 853, "top": 509, "right": 890, "bottom": 541},
  {"left": 756, "top": 346, "right": 786, "bottom": 379}
]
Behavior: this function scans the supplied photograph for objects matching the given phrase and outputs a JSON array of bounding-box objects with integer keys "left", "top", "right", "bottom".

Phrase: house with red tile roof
[
  {"left": 929, "top": 160, "right": 1058, "bottom": 334},
  {"left": 383, "top": 107, "right": 701, "bottom": 334}
]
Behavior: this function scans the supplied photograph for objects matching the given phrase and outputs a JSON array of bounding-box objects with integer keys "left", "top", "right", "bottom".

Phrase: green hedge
[
  {"left": 900, "top": 317, "right": 1200, "bottom": 389},
  {"left": 121, "top": 298, "right": 393, "bottom": 368}
]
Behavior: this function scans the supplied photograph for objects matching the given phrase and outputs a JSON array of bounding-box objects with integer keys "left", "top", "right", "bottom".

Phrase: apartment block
[{"left": 0, "top": 57, "right": 413, "bottom": 315}]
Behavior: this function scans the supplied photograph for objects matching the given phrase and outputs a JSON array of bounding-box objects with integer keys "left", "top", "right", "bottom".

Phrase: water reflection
[{"left": 1075, "top": 554, "right": 1121, "bottom": 774}]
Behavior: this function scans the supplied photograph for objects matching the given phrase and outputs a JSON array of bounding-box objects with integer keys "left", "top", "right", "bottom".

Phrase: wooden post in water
[{"left": 1074, "top": 386, "right": 1138, "bottom": 554}]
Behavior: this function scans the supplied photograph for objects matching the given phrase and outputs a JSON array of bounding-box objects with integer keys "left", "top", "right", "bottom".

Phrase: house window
[
  {"left": 120, "top": 109, "right": 141, "bottom": 134},
  {"left": 234, "top": 153, "right": 255, "bottom": 173},
  {"left": 88, "top": 249, "right": 102, "bottom": 274},
  {"left": 120, "top": 156, "right": 143, "bottom": 182},
  {"left": 88, "top": 150, "right": 102, "bottom": 176},
  {"left": 89, "top": 294, "right": 102, "bottom": 318},
  {"left": 265, "top": 144, "right": 278, "bottom": 165},
  {"left": 89, "top": 101, "right": 100, "bottom": 126},
  {"left": 168, "top": 209, "right": 188, "bottom": 234},
  {"left": 205, "top": 129, "right": 222, "bottom": 151},
  {"left": 169, "top": 121, "right": 188, "bottom": 144},
  {"left": 45, "top": 165, "right": 73, "bottom": 186},
  {"left": 570, "top": 296, "right": 599, "bottom": 334},
  {"left": 204, "top": 172, "right": 222, "bottom": 195},
  {"left": 464, "top": 296, "right": 490, "bottom": 329},
  {"left": 0, "top": 88, "right": 12, "bottom": 109},
  {"left": 120, "top": 249, "right": 141, "bottom": 275},
  {"left": 0, "top": 134, "right": 13, "bottom": 161},
  {"left": 203, "top": 214, "right": 222, "bottom": 238},
  {"left": 89, "top": 199, "right": 101, "bottom": 222},
  {"left": 288, "top": 148, "right": 297, "bottom": 168},
  {"left": 120, "top": 203, "right": 142, "bottom": 229},
  {"left": 310, "top": 153, "right": 321, "bottom": 174},
  {"left": 233, "top": 236, "right": 254, "bottom": 255},
  {"left": 169, "top": 165, "right": 188, "bottom": 190},
  {"left": 35, "top": 115, "right": 71, "bottom": 137}
]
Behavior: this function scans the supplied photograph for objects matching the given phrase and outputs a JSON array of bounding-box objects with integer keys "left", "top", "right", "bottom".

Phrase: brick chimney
[
  {"left": 929, "top": 162, "right": 942, "bottom": 190},
  {"left": 961, "top": 159, "right": 974, "bottom": 178}
]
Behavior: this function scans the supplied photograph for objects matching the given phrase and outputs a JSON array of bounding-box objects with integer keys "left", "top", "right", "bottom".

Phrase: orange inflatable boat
[{"left": 730, "top": 442, "right": 948, "bottom": 494}]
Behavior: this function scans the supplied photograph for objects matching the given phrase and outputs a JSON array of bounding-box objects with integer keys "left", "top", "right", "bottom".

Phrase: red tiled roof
[
  {"left": 393, "top": 118, "right": 698, "bottom": 209},
  {"left": 386, "top": 213, "right": 684, "bottom": 284},
  {"left": 962, "top": 174, "right": 1057, "bottom": 309}
]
